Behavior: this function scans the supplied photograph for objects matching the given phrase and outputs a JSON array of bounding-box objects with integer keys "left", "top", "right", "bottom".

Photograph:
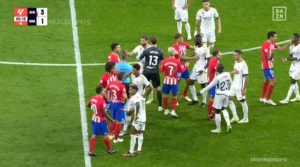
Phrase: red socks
[
  {"left": 208, "top": 100, "right": 213, "bottom": 116},
  {"left": 114, "top": 123, "right": 121, "bottom": 140},
  {"left": 163, "top": 97, "right": 169, "bottom": 110},
  {"left": 109, "top": 122, "right": 115, "bottom": 136},
  {"left": 266, "top": 84, "right": 275, "bottom": 100},
  {"left": 261, "top": 82, "right": 269, "bottom": 98},
  {"left": 182, "top": 84, "right": 188, "bottom": 97},
  {"left": 172, "top": 97, "right": 177, "bottom": 110},
  {"left": 104, "top": 136, "right": 112, "bottom": 151},
  {"left": 89, "top": 137, "right": 96, "bottom": 153}
]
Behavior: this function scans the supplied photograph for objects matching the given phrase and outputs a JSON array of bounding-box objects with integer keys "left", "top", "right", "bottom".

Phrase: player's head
[
  {"left": 267, "top": 31, "right": 277, "bottom": 42},
  {"left": 111, "top": 43, "right": 121, "bottom": 53},
  {"left": 168, "top": 47, "right": 176, "bottom": 57},
  {"left": 129, "top": 84, "right": 139, "bottom": 96},
  {"left": 212, "top": 49, "right": 222, "bottom": 60},
  {"left": 132, "top": 63, "right": 141, "bottom": 75},
  {"left": 105, "top": 61, "right": 116, "bottom": 73},
  {"left": 291, "top": 33, "right": 300, "bottom": 44},
  {"left": 121, "top": 51, "right": 127, "bottom": 61},
  {"left": 150, "top": 36, "right": 157, "bottom": 46},
  {"left": 117, "top": 72, "right": 125, "bottom": 81},
  {"left": 141, "top": 35, "right": 148, "bottom": 46},
  {"left": 203, "top": 0, "right": 210, "bottom": 11},
  {"left": 95, "top": 85, "right": 104, "bottom": 95},
  {"left": 194, "top": 34, "right": 202, "bottom": 47},
  {"left": 233, "top": 49, "right": 243, "bottom": 60},
  {"left": 216, "top": 64, "right": 225, "bottom": 73},
  {"left": 174, "top": 33, "right": 184, "bottom": 44}
]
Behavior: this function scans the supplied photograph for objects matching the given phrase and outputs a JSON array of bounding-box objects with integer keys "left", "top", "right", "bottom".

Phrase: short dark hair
[
  {"left": 121, "top": 51, "right": 127, "bottom": 60},
  {"left": 105, "top": 61, "right": 115, "bottom": 72},
  {"left": 133, "top": 63, "right": 141, "bottom": 70},
  {"left": 130, "top": 84, "right": 139, "bottom": 91},
  {"left": 150, "top": 36, "right": 157, "bottom": 45},
  {"left": 267, "top": 31, "right": 276, "bottom": 39},
  {"left": 217, "top": 64, "right": 224, "bottom": 72},
  {"left": 293, "top": 33, "right": 300, "bottom": 39},
  {"left": 117, "top": 72, "right": 125, "bottom": 81},
  {"left": 195, "top": 34, "right": 202, "bottom": 39},
  {"left": 234, "top": 49, "right": 243, "bottom": 55},
  {"left": 95, "top": 85, "right": 103, "bottom": 94},
  {"left": 111, "top": 43, "right": 119, "bottom": 51},
  {"left": 212, "top": 50, "right": 220, "bottom": 56},
  {"left": 141, "top": 35, "right": 148, "bottom": 40},
  {"left": 203, "top": 0, "right": 210, "bottom": 3},
  {"left": 174, "top": 33, "right": 183, "bottom": 39}
]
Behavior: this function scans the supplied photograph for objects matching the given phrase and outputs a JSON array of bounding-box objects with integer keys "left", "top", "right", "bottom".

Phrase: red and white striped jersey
[
  {"left": 88, "top": 95, "right": 106, "bottom": 123},
  {"left": 261, "top": 41, "right": 278, "bottom": 69},
  {"left": 160, "top": 57, "right": 184, "bottom": 85}
]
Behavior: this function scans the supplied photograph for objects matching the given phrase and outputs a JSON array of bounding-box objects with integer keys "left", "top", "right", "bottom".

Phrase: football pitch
[{"left": 1, "top": 0, "right": 300, "bottom": 167}]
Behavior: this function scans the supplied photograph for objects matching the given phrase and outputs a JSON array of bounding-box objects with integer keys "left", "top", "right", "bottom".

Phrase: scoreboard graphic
[{"left": 14, "top": 8, "right": 47, "bottom": 26}]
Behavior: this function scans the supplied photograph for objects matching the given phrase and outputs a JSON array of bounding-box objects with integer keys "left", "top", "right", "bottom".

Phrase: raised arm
[
  {"left": 276, "top": 43, "right": 291, "bottom": 52},
  {"left": 200, "top": 77, "right": 218, "bottom": 94}
]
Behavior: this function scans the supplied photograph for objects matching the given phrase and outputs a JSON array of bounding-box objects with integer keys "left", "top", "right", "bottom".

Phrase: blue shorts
[
  {"left": 162, "top": 84, "right": 179, "bottom": 96},
  {"left": 181, "top": 69, "right": 190, "bottom": 79},
  {"left": 208, "top": 83, "right": 216, "bottom": 98},
  {"left": 105, "top": 101, "right": 111, "bottom": 113},
  {"left": 263, "top": 69, "right": 275, "bottom": 79},
  {"left": 92, "top": 121, "right": 108, "bottom": 135},
  {"left": 111, "top": 102, "right": 125, "bottom": 122}
]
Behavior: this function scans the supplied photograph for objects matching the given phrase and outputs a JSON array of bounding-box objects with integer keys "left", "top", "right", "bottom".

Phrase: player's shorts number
[
  {"left": 149, "top": 55, "right": 158, "bottom": 66},
  {"left": 217, "top": 80, "right": 230, "bottom": 91}
]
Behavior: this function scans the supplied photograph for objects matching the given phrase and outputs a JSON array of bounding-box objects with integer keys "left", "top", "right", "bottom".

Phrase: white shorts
[
  {"left": 289, "top": 64, "right": 300, "bottom": 80},
  {"left": 174, "top": 9, "right": 188, "bottom": 22},
  {"left": 229, "top": 88, "right": 246, "bottom": 101},
  {"left": 201, "top": 32, "right": 216, "bottom": 43},
  {"left": 190, "top": 66, "right": 207, "bottom": 84},
  {"left": 213, "top": 94, "right": 229, "bottom": 110},
  {"left": 132, "top": 121, "right": 145, "bottom": 131}
]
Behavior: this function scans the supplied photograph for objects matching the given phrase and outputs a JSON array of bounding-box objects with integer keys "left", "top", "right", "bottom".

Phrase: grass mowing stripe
[{"left": 69, "top": 0, "right": 91, "bottom": 166}]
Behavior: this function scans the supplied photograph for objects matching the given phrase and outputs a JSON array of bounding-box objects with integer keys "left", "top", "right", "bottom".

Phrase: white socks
[
  {"left": 122, "top": 115, "right": 132, "bottom": 131},
  {"left": 241, "top": 102, "right": 249, "bottom": 120},
  {"left": 189, "top": 85, "right": 198, "bottom": 101},
  {"left": 185, "top": 23, "right": 191, "bottom": 38},
  {"left": 286, "top": 84, "right": 296, "bottom": 101},
  {"left": 137, "top": 134, "right": 144, "bottom": 152},
  {"left": 228, "top": 100, "right": 238, "bottom": 119},
  {"left": 202, "top": 91, "right": 207, "bottom": 104},
  {"left": 294, "top": 83, "right": 299, "bottom": 98},
  {"left": 215, "top": 113, "right": 221, "bottom": 130},
  {"left": 148, "top": 90, "right": 153, "bottom": 101},
  {"left": 130, "top": 134, "right": 137, "bottom": 154},
  {"left": 222, "top": 109, "right": 231, "bottom": 126},
  {"left": 177, "top": 21, "right": 182, "bottom": 34}
]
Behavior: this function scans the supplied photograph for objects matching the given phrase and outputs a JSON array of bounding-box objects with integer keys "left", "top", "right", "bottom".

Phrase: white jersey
[
  {"left": 174, "top": 0, "right": 187, "bottom": 10},
  {"left": 196, "top": 8, "right": 219, "bottom": 33},
  {"left": 231, "top": 60, "right": 249, "bottom": 90},
  {"left": 202, "top": 72, "right": 232, "bottom": 95},
  {"left": 131, "top": 73, "right": 150, "bottom": 95},
  {"left": 194, "top": 45, "right": 210, "bottom": 68},
  {"left": 130, "top": 93, "right": 146, "bottom": 123},
  {"left": 290, "top": 44, "right": 300, "bottom": 67},
  {"left": 133, "top": 45, "right": 150, "bottom": 60}
]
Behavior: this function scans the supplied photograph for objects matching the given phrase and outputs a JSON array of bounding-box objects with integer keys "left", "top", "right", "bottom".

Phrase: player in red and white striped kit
[{"left": 160, "top": 47, "right": 185, "bottom": 117}]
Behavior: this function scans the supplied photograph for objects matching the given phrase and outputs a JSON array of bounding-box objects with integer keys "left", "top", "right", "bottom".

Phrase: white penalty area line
[
  {"left": 0, "top": 40, "right": 290, "bottom": 67},
  {"left": 69, "top": 0, "right": 91, "bottom": 167}
]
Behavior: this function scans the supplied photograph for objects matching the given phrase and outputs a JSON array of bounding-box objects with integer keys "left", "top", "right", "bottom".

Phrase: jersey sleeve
[
  {"left": 142, "top": 75, "right": 151, "bottom": 87},
  {"left": 214, "top": 8, "right": 219, "bottom": 18},
  {"left": 196, "top": 10, "right": 201, "bottom": 20},
  {"left": 242, "top": 62, "right": 249, "bottom": 75},
  {"left": 139, "top": 50, "right": 146, "bottom": 60},
  {"left": 274, "top": 43, "right": 278, "bottom": 48},
  {"left": 262, "top": 43, "right": 270, "bottom": 54},
  {"left": 184, "top": 42, "right": 191, "bottom": 49},
  {"left": 87, "top": 98, "right": 92, "bottom": 106},
  {"left": 132, "top": 46, "right": 139, "bottom": 54},
  {"left": 160, "top": 61, "right": 165, "bottom": 72},
  {"left": 105, "top": 85, "right": 110, "bottom": 91},
  {"left": 204, "top": 47, "right": 211, "bottom": 58},
  {"left": 178, "top": 60, "right": 185, "bottom": 72}
]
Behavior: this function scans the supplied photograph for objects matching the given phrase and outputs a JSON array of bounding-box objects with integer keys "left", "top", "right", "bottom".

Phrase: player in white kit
[
  {"left": 120, "top": 63, "right": 153, "bottom": 136},
  {"left": 195, "top": 0, "right": 221, "bottom": 54},
  {"left": 172, "top": 0, "right": 192, "bottom": 40},
  {"left": 186, "top": 34, "right": 210, "bottom": 107},
  {"left": 200, "top": 64, "right": 232, "bottom": 133},
  {"left": 228, "top": 50, "right": 249, "bottom": 124},
  {"left": 126, "top": 36, "right": 154, "bottom": 104},
  {"left": 280, "top": 33, "right": 300, "bottom": 103},
  {"left": 123, "top": 85, "right": 147, "bottom": 157}
]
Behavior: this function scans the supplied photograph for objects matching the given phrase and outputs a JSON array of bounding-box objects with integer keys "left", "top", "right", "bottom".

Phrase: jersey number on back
[
  {"left": 91, "top": 104, "right": 98, "bottom": 114},
  {"left": 149, "top": 55, "right": 158, "bottom": 66},
  {"left": 217, "top": 80, "right": 230, "bottom": 91},
  {"left": 168, "top": 66, "right": 174, "bottom": 76},
  {"left": 111, "top": 90, "right": 117, "bottom": 100}
]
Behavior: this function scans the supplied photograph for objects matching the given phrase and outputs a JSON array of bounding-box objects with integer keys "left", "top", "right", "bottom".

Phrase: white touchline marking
[
  {"left": 69, "top": 0, "right": 91, "bottom": 166},
  {"left": 0, "top": 40, "right": 290, "bottom": 67}
]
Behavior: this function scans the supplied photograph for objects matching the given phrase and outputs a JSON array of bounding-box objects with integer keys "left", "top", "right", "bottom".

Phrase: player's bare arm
[
  {"left": 276, "top": 43, "right": 291, "bottom": 51},
  {"left": 135, "top": 102, "right": 140, "bottom": 121},
  {"left": 268, "top": 50, "right": 275, "bottom": 60},
  {"left": 125, "top": 50, "right": 135, "bottom": 56},
  {"left": 195, "top": 19, "right": 201, "bottom": 35},
  {"left": 124, "top": 72, "right": 133, "bottom": 79},
  {"left": 216, "top": 17, "right": 221, "bottom": 34},
  {"left": 242, "top": 75, "right": 249, "bottom": 96},
  {"left": 230, "top": 70, "right": 239, "bottom": 75},
  {"left": 143, "top": 84, "right": 153, "bottom": 98},
  {"left": 103, "top": 89, "right": 109, "bottom": 101},
  {"left": 183, "top": 0, "right": 192, "bottom": 10},
  {"left": 172, "top": 0, "right": 176, "bottom": 10},
  {"left": 180, "top": 54, "right": 199, "bottom": 61},
  {"left": 281, "top": 53, "right": 300, "bottom": 62},
  {"left": 123, "top": 92, "right": 128, "bottom": 104},
  {"left": 103, "top": 110, "right": 115, "bottom": 123}
]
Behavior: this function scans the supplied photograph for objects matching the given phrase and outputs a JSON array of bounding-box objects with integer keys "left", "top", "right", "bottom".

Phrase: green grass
[{"left": 1, "top": 0, "right": 300, "bottom": 166}]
